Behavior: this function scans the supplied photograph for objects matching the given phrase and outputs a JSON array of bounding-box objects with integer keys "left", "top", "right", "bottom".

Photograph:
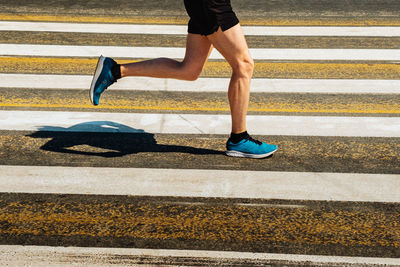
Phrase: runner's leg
[
  {"left": 120, "top": 33, "right": 212, "bottom": 81},
  {"left": 206, "top": 24, "right": 254, "bottom": 134}
]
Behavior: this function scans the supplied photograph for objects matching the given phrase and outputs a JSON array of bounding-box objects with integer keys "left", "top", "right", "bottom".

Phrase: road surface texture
[{"left": 0, "top": 0, "right": 399, "bottom": 266}]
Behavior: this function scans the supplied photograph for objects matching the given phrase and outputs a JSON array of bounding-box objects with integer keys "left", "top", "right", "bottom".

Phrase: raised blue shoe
[
  {"left": 226, "top": 135, "right": 278, "bottom": 158},
  {"left": 90, "top": 55, "right": 117, "bottom": 105}
]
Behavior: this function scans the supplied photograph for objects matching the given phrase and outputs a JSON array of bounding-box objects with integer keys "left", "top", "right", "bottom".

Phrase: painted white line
[
  {"left": 0, "top": 21, "right": 188, "bottom": 35},
  {"left": 1, "top": 165, "right": 399, "bottom": 202},
  {"left": 1, "top": 110, "right": 400, "bottom": 137},
  {"left": 2, "top": 44, "right": 400, "bottom": 60},
  {"left": 1, "top": 245, "right": 399, "bottom": 266},
  {"left": 244, "top": 26, "right": 400, "bottom": 37},
  {"left": 2, "top": 73, "right": 400, "bottom": 94},
  {"left": 2, "top": 21, "right": 400, "bottom": 36}
]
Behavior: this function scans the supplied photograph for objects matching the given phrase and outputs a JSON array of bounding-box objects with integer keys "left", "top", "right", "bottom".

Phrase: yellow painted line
[
  {"left": 1, "top": 95, "right": 399, "bottom": 115},
  {"left": 0, "top": 13, "right": 188, "bottom": 25},
  {"left": 239, "top": 18, "right": 400, "bottom": 26},
  {"left": 1, "top": 13, "right": 400, "bottom": 26},
  {"left": 0, "top": 199, "right": 399, "bottom": 249},
  {"left": 1, "top": 57, "right": 400, "bottom": 79},
  {"left": 1, "top": 103, "right": 400, "bottom": 115},
  {"left": 205, "top": 61, "right": 400, "bottom": 79}
]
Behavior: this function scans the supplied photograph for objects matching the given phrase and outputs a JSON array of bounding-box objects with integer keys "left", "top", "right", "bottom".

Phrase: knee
[
  {"left": 179, "top": 62, "right": 203, "bottom": 81},
  {"left": 232, "top": 55, "right": 254, "bottom": 79},
  {"left": 181, "top": 69, "right": 201, "bottom": 81}
]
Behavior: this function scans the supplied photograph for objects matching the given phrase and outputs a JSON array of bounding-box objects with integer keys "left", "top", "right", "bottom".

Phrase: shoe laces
[{"left": 245, "top": 135, "right": 262, "bottom": 145}]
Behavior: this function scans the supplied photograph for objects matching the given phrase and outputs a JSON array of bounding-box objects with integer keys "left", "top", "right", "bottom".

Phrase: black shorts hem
[
  {"left": 184, "top": 0, "right": 240, "bottom": 36},
  {"left": 187, "top": 18, "right": 239, "bottom": 36}
]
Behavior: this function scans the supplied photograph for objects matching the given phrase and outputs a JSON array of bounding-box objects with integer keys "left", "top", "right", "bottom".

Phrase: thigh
[
  {"left": 183, "top": 33, "right": 213, "bottom": 70},
  {"left": 206, "top": 24, "right": 251, "bottom": 67}
]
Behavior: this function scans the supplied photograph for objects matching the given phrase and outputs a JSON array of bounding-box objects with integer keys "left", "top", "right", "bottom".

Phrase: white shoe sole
[
  {"left": 225, "top": 148, "right": 278, "bottom": 159},
  {"left": 89, "top": 55, "right": 105, "bottom": 105}
]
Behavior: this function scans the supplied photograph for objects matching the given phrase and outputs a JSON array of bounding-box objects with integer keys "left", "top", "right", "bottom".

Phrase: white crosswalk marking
[
  {"left": 1, "top": 245, "right": 400, "bottom": 266},
  {"left": 1, "top": 166, "right": 399, "bottom": 202},
  {"left": 2, "top": 21, "right": 400, "bottom": 36},
  {"left": 2, "top": 44, "right": 400, "bottom": 60},
  {"left": 2, "top": 74, "right": 400, "bottom": 94},
  {"left": 2, "top": 110, "right": 400, "bottom": 137}
]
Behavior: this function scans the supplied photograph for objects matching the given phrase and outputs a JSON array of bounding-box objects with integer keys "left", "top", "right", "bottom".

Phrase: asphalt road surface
[{"left": 0, "top": 0, "right": 399, "bottom": 266}]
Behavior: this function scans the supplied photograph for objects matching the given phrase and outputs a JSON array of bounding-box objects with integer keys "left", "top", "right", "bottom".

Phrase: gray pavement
[
  {"left": 1, "top": 131, "right": 399, "bottom": 174},
  {"left": 3, "top": 31, "right": 400, "bottom": 49},
  {"left": 1, "top": 192, "right": 399, "bottom": 258},
  {"left": 1, "top": 0, "right": 399, "bottom": 19}
]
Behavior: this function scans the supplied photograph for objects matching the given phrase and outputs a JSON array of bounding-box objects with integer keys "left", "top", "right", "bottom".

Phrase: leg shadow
[{"left": 27, "top": 121, "right": 223, "bottom": 158}]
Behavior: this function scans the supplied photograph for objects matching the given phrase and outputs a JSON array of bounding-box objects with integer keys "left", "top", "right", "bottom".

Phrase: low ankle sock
[
  {"left": 111, "top": 64, "right": 122, "bottom": 80},
  {"left": 229, "top": 131, "right": 249, "bottom": 144}
]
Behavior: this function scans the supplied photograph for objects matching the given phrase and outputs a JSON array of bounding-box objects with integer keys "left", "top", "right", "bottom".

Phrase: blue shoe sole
[
  {"left": 226, "top": 147, "right": 278, "bottom": 158},
  {"left": 89, "top": 55, "right": 105, "bottom": 106}
]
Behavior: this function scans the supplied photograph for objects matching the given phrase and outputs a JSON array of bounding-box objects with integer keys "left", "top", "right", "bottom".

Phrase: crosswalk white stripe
[
  {"left": 2, "top": 74, "right": 400, "bottom": 94},
  {"left": 1, "top": 110, "right": 400, "bottom": 137},
  {"left": 2, "top": 21, "right": 400, "bottom": 37},
  {"left": 2, "top": 44, "right": 400, "bottom": 60},
  {"left": 1, "top": 245, "right": 400, "bottom": 265},
  {"left": 1, "top": 165, "right": 399, "bottom": 202}
]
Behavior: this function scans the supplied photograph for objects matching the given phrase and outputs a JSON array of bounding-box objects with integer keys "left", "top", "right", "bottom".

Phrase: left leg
[{"left": 206, "top": 24, "right": 253, "bottom": 134}]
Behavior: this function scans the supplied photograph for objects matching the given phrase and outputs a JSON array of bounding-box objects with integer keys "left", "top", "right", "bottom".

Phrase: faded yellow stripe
[
  {"left": 2, "top": 96, "right": 399, "bottom": 115},
  {"left": 1, "top": 57, "right": 400, "bottom": 79},
  {"left": 0, "top": 200, "right": 398, "bottom": 248},
  {"left": 205, "top": 61, "right": 400, "bottom": 79},
  {"left": 240, "top": 17, "right": 400, "bottom": 26},
  {"left": 1, "top": 13, "right": 400, "bottom": 26},
  {"left": 0, "top": 13, "right": 188, "bottom": 25}
]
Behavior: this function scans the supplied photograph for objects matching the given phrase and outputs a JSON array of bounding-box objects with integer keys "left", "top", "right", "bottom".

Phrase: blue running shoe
[
  {"left": 226, "top": 135, "right": 278, "bottom": 158},
  {"left": 90, "top": 55, "right": 117, "bottom": 105}
]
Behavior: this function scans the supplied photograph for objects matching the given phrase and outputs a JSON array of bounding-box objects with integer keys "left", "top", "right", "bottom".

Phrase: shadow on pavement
[{"left": 27, "top": 121, "right": 223, "bottom": 158}]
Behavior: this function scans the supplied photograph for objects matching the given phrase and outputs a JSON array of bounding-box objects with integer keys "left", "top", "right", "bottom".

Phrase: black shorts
[{"left": 184, "top": 0, "right": 239, "bottom": 36}]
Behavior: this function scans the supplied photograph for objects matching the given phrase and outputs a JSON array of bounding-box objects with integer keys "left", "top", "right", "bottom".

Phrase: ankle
[
  {"left": 229, "top": 131, "right": 249, "bottom": 144},
  {"left": 111, "top": 63, "right": 121, "bottom": 80}
]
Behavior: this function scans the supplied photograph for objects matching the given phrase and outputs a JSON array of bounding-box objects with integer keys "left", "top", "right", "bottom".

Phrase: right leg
[
  {"left": 206, "top": 25, "right": 278, "bottom": 159},
  {"left": 90, "top": 33, "right": 212, "bottom": 105},
  {"left": 120, "top": 33, "right": 212, "bottom": 81},
  {"left": 206, "top": 24, "right": 253, "bottom": 134}
]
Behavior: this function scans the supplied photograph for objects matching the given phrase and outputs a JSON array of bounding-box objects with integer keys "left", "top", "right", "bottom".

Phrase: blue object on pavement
[
  {"left": 90, "top": 55, "right": 117, "bottom": 106},
  {"left": 226, "top": 136, "right": 278, "bottom": 158}
]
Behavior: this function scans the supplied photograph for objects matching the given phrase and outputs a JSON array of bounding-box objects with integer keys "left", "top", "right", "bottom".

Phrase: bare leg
[
  {"left": 120, "top": 34, "right": 212, "bottom": 81},
  {"left": 207, "top": 24, "right": 254, "bottom": 134}
]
